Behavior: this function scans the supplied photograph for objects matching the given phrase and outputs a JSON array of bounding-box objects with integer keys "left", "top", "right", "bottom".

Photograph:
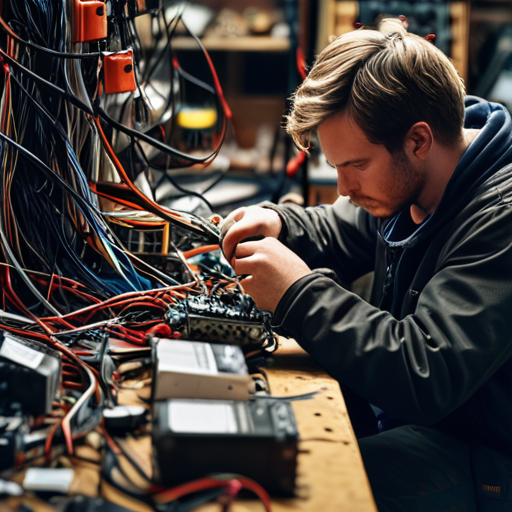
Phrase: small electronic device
[
  {"left": 103, "top": 405, "right": 147, "bottom": 433},
  {"left": 23, "top": 468, "right": 75, "bottom": 493},
  {"left": 153, "top": 339, "right": 250, "bottom": 401},
  {"left": 0, "top": 331, "right": 61, "bottom": 416},
  {"left": 166, "top": 294, "right": 276, "bottom": 349},
  {"left": 0, "top": 418, "right": 65, "bottom": 472},
  {"left": 152, "top": 398, "right": 298, "bottom": 495}
]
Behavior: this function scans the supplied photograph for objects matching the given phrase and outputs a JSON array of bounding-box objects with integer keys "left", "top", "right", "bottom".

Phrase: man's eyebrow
[{"left": 326, "top": 158, "right": 369, "bottom": 168}]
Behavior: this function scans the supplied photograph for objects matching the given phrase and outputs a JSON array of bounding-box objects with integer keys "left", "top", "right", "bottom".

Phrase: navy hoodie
[{"left": 271, "top": 97, "right": 512, "bottom": 455}]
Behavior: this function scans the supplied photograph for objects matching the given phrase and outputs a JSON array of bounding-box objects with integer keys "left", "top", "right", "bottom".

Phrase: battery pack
[
  {"left": 153, "top": 339, "right": 250, "bottom": 401},
  {"left": 152, "top": 398, "right": 298, "bottom": 495},
  {"left": 0, "top": 331, "right": 61, "bottom": 416}
]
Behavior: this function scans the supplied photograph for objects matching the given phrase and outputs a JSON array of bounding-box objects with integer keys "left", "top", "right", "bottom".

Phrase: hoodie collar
[{"left": 380, "top": 96, "right": 512, "bottom": 248}]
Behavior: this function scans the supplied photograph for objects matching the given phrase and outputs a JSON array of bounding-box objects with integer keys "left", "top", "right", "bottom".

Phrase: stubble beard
[
  {"left": 384, "top": 149, "right": 421, "bottom": 217},
  {"left": 354, "top": 150, "right": 420, "bottom": 218}
]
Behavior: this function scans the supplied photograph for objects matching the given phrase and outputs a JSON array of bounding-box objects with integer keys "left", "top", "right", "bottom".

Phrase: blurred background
[{"left": 148, "top": 0, "right": 511, "bottom": 213}]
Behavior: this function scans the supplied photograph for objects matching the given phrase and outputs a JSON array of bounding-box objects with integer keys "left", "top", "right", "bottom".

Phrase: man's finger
[
  {"left": 233, "top": 240, "right": 260, "bottom": 258},
  {"left": 239, "top": 275, "right": 253, "bottom": 289},
  {"left": 222, "top": 225, "right": 247, "bottom": 261},
  {"left": 221, "top": 223, "right": 244, "bottom": 260},
  {"left": 222, "top": 223, "right": 260, "bottom": 261},
  {"left": 220, "top": 217, "right": 237, "bottom": 239},
  {"left": 232, "top": 254, "right": 258, "bottom": 276},
  {"left": 238, "top": 275, "right": 259, "bottom": 302},
  {"left": 220, "top": 208, "right": 246, "bottom": 237}
]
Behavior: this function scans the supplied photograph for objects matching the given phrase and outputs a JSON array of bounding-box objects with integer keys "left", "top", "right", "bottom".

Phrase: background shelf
[{"left": 171, "top": 35, "right": 291, "bottom": 52}]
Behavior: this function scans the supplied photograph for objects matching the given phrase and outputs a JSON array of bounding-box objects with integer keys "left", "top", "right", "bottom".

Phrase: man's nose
[{"left": 337, "top": 169, "right": 357, "bottom": 197}]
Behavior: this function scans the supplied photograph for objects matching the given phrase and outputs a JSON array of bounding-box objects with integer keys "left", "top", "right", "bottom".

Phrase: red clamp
[
  {"left": 73, "top": 0, "right": 107, "bottom": 43},
  {"left": 103, "top": 50, "right": 137, "bottom": 94},
  {"left": 286, "top": 150, "right": 306, "bottom": 177}
]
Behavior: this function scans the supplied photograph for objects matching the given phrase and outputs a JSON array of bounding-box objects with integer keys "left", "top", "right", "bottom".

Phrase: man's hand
[
  {"left": 220, "top": 206, "right": 282, "bottom": 261},
  {"left": 233, "top": 237, "right": 311, "bottom": 313}
]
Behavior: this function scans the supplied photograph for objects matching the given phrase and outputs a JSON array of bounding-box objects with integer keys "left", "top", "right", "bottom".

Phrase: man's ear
[{"left": 404, "top": 122, "right": 433, "bottom": 161}]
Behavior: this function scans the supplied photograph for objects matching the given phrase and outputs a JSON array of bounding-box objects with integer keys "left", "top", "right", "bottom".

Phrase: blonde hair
[{"left": 286, "top": 19, "right": 465, "bottom": 153}]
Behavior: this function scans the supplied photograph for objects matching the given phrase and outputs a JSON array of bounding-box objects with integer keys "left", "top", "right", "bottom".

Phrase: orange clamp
[
  {"left": 128, "top": 0, "right": 162, "bottom": 17},
  {"left": 103, "top": 50, "right": 137, "bottom": 94},
  {"left": 73, "top": 0, "right": 107, "bottom": 43}
]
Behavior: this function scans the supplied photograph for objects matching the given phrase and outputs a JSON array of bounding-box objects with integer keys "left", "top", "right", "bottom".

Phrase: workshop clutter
[{"left": 0, "top": 0, "right": 296, "bottom": 509}]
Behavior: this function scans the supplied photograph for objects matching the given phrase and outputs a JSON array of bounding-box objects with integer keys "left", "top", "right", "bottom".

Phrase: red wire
[
  {"left": 44, "top": 420, "right": 62, "bottom": 461},
  {"left": 151, "top": 476, "right": 272, "bottom": 511},
  {"left": 92, "top": 117, "right": 195, "bottom": 226}
]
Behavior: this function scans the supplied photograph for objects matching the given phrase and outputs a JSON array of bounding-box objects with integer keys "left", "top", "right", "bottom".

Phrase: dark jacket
[{"left": 271, "top": 97, "right": 512, "bottom": 455}]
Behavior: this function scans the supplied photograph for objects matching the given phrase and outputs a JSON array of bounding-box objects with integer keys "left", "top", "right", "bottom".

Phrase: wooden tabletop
[
  {"left": 266, "top": 338, "right": 377, "bottom": 512},
  {"left": 3, "top": 338, "right": 376, "bottom": 512}
]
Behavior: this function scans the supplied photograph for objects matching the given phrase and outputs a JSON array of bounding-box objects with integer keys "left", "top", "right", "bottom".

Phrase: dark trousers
[
  {"left": 341, "top": 387, "right": 512, "bottom": 511},
  {"left": 359, "top": 425, "right": 512, "bottom": 512}
]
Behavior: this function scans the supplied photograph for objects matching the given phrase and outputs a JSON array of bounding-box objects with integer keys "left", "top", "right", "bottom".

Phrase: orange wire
[
  {"left": 182, "top": 244, "right": 220, "bottom": 259},
  {"left": 92, "top": 116, "right": 194, "bottom": 226}
]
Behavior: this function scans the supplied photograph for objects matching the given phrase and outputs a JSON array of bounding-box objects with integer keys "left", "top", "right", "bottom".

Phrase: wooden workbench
[
  {"left": 266, "top": 338, "right": 376, "bottom": 512},
  {"left": 3, "top": 339, "right": 376, "bottom": 512}
]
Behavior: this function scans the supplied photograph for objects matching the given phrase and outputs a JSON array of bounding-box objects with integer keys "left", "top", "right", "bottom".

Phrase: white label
[
  {"left": 158, "top": 340, "right": 218, "bottom": 375},
  {"left": 103, "top": 405, "right": 145, "bottom": 419},
  {"left": 169, "top": 401, "right": 237, "bottom": 434},
  {"left": 23, "top": 468, "right": 74, "bottom": 492},
  {"left": 0, "top": 335, "right": 44, "bottom": 370}
]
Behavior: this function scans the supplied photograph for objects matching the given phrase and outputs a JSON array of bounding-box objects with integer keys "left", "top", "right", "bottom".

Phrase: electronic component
[
  {"left": 0, "top": 418, "right": 65, "bottom": 473},
  {"left": 167, "top": 295, "right": 276, "bottom": 350},
  {"left": 103, "top": 51, "right": 137, "bottom": 95},
  {"left": 0, "top": 331, "right": 61, "bottom": 416},
  {"left": 103, "top": 405, "right": 147, "bottom": 433},
  {"left": 23, "top": 468, "right": 75, "bottom": 493},
  {"left": 0, "top": 421, "right": 18, "bottom": 473},
  {"left": 152, "top": 398, "right": 298, "bottom": 495},
  {"left": 73, "top": 0, "right": 107, "bottom": 43},
  {"left": 152, "top": 339, "right": 250, "bottom": 401},
  {"left": 0, "top": 479, "right": 23, "bottom": 497}
]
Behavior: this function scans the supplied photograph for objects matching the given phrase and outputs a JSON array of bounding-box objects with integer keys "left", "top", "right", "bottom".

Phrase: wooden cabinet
[{"left": 316, "top": 0, "right": 470, "bottom": 82}]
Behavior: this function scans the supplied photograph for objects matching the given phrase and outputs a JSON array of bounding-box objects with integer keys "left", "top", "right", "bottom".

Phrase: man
[{"left": 221, "top": 19, "right": 512, "bottom": 512}]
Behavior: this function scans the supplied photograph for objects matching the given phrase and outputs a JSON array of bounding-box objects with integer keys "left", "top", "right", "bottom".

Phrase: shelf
[
  {"left": 472, "top": 6, "right": 512, "bottom": 23},
  {"left": 171, "top": 36, "right": 290, "bottom": 52}
]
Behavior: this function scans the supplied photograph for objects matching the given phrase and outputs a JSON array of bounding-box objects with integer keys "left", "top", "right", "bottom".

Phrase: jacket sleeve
[
  {"left": 265, "top": 196, "right": 378, "bottom": 284},
  {"left": 272, "top": 202, "right": 512, "bottom": 426}
]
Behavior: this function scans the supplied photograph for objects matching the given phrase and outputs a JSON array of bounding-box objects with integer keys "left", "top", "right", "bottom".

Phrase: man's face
[{"left": 317, "top": 112, "right": 424, "bottom": 218}]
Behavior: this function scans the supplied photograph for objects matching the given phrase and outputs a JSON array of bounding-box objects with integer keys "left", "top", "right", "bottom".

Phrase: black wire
[
  {"left": 133, "top": 140, "right": 215, "bottom": 213},
  {"left": 102, "top": 448, "right": 155, "bottom": 503},
  {"left": 0, "top": 14, "right": 102, "bottom": 58},
  {"left": 111, "top": 435, "right": 153, "bottom": 483},
  {"left": 0, "top": 47, "right": 94, "bottom": 115},
  {"left": 96, "top": 105, "right": 224, "bottom": 165},
  {"left": 3, "top": 74, "right": 217, "bottom": 254},
  {"left": 0, "top": 125, "right": 148, "bottom": 297},
  {"left": 99, "top": 330, "right": 116, "bottom": 406},
  {"left": 3, "top": 4, "right": 229, "bottom": 213}
]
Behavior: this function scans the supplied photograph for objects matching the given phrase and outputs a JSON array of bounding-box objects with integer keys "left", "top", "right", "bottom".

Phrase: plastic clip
[
  {"left": 73, "top": 0, "right": 107, "bottom": 43},
  {"left": 103, "top": 50, "right": 137, "bottom": 94}
]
